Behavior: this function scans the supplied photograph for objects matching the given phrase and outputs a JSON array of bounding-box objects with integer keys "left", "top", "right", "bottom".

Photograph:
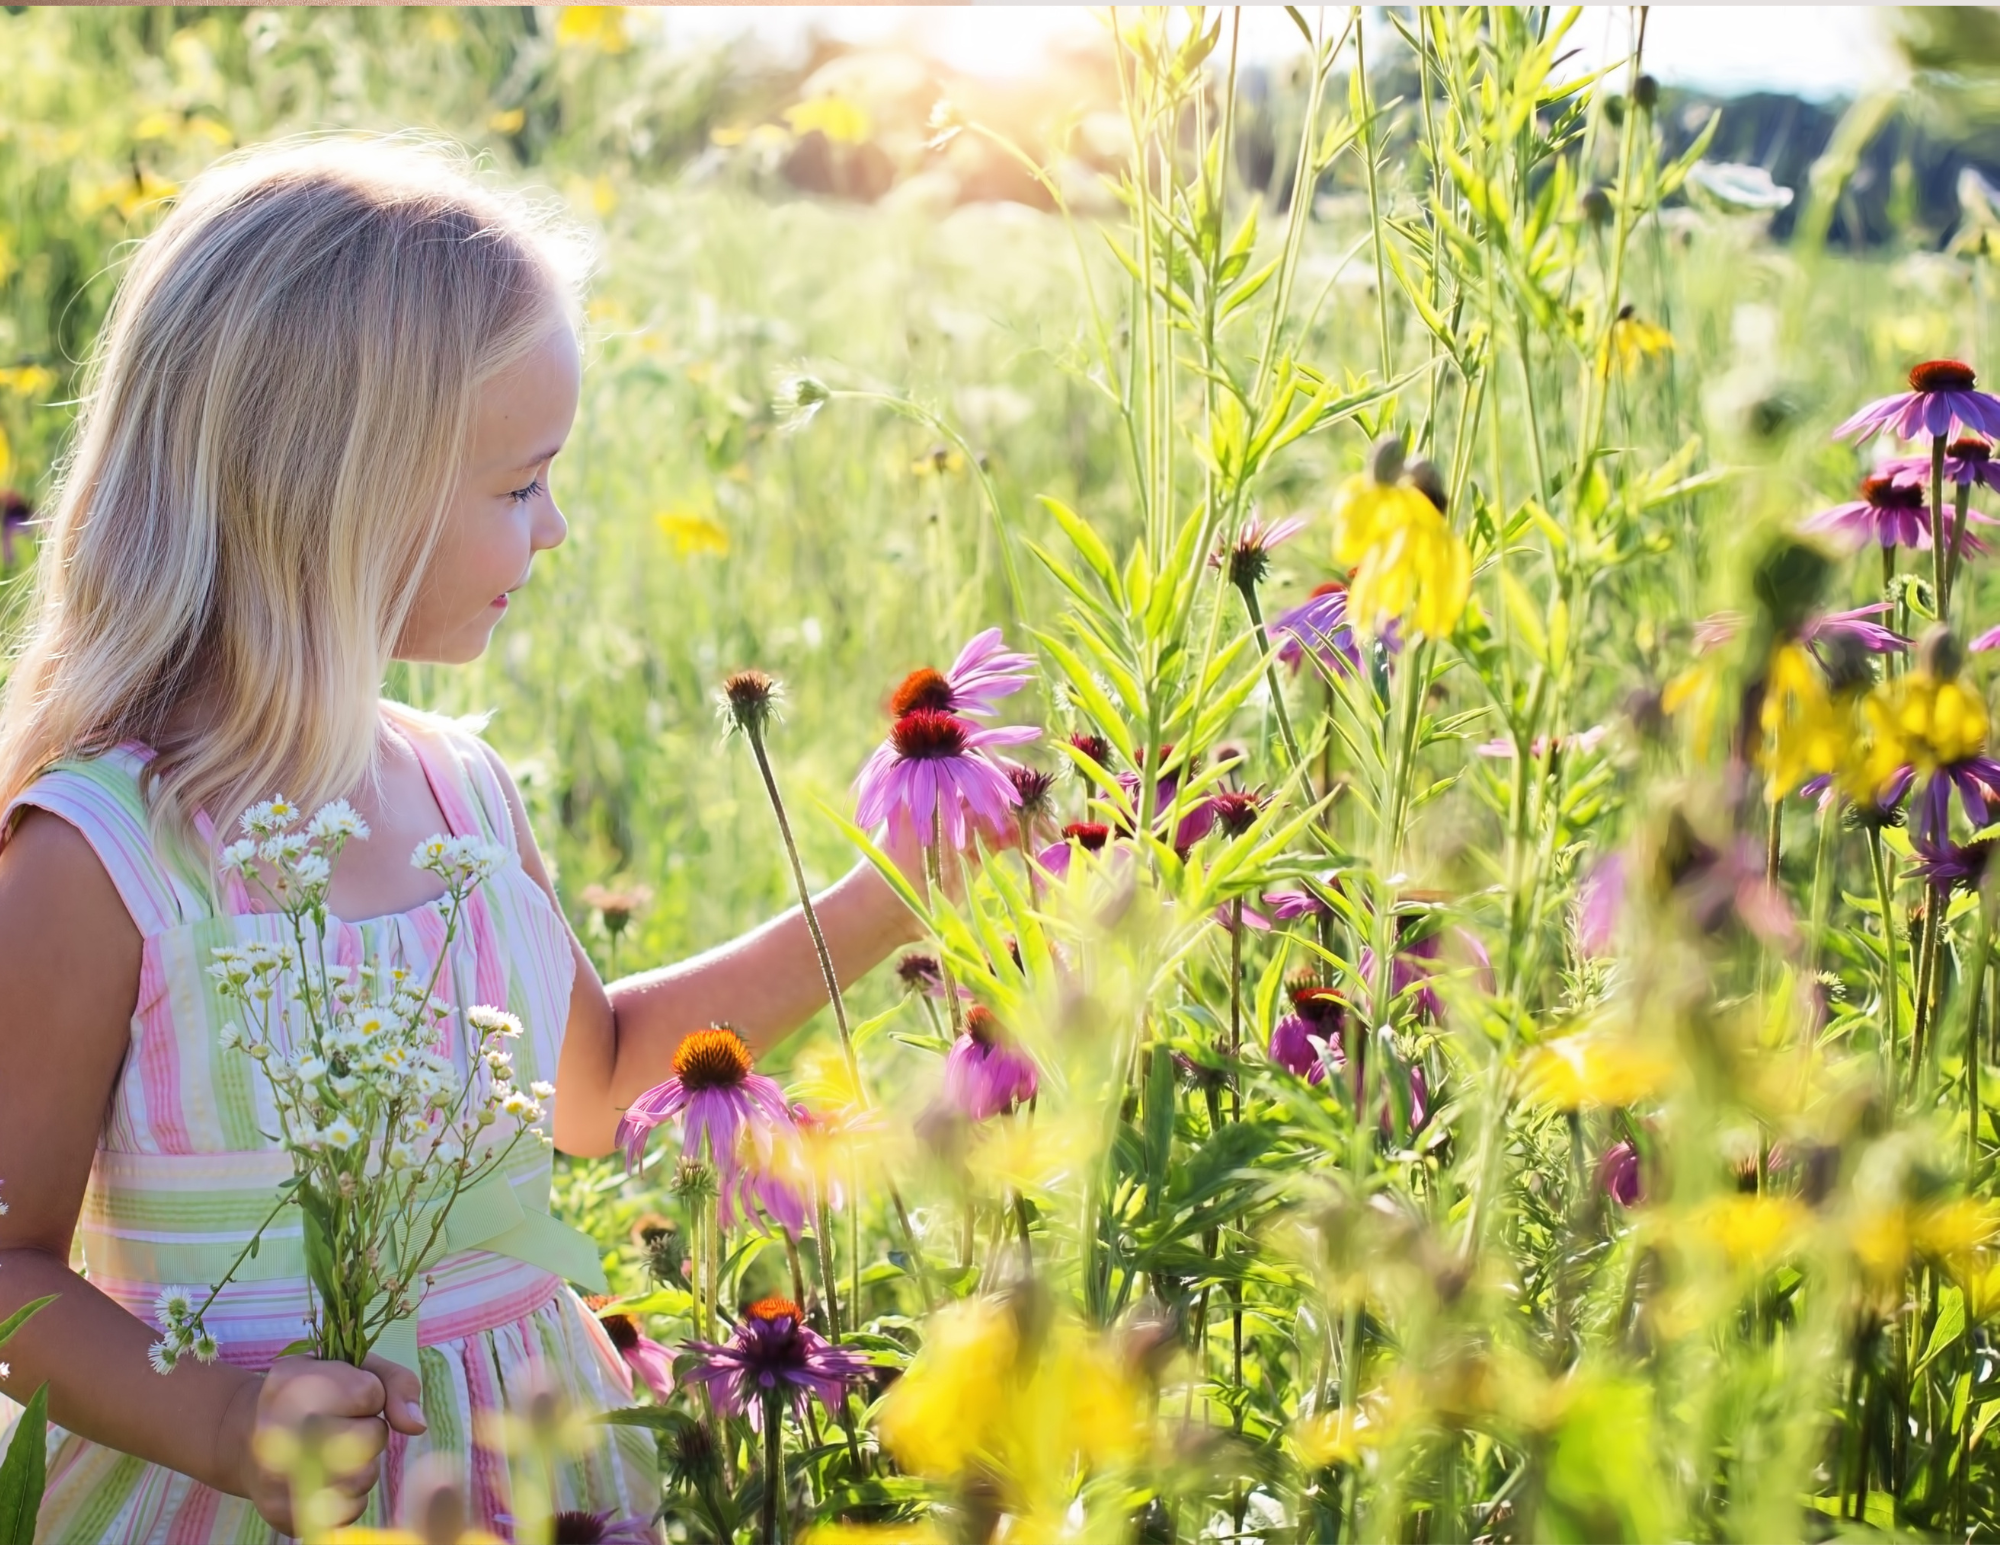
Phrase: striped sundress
[{"left": 0, "top": 705, "right": 656, "bottom": 1542}]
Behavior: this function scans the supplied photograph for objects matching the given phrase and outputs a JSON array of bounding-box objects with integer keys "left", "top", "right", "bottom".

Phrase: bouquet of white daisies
[{"left": 151, "top": 797, "right": 551, "bottom": 1373}]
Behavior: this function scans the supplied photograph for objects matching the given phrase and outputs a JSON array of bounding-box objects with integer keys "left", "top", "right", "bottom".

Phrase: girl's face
[{"left": 395, "top": 319, "right": 581, "bottom": 664}]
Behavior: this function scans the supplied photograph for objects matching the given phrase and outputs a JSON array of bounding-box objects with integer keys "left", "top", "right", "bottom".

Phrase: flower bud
[
  {"left": 1634, "top": 73, "right": 1659, "bottom": 111},
  {"left": 1580, "top": 184, "right": 1613, "bottom": 227},
  {"left": 1919, "top": 622, "right": 1964, "bottom": 682},
  {"left": 1370, "top": 434, "right": 1407, "bottom": 488},
  {"left": 1406, "top": 459, "right": 1448, "bottom": 512}
]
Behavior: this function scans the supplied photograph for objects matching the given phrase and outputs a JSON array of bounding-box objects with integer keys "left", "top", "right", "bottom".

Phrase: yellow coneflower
[
  {"left": 1599, "top": 303, "right": 1673, "bottom": 377},
  {"left": 1331, "top": 439, "right": 1472, "bottom": 641}
]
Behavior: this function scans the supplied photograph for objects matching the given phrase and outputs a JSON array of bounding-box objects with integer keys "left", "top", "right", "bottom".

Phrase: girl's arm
[
  {"left": 481, "top": 750, "right": 928, "bottom": 1156},
  {"left": 0, "top": 810, "right": 423, "bottom": 1533}
]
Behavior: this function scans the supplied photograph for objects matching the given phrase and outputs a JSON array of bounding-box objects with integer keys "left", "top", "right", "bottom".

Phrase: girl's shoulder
[
  {"left": 2, "top": 740, "right": 198, "bottom": 938},
  {"left": 380, "top": 699, "right": 523, "bottom": 856}
]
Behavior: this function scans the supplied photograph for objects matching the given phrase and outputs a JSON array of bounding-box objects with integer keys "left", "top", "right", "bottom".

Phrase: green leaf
[
  {"left": 1039, "top": 496, "right": 1120, "bottom": 601},
  {"left": 0, "top": 1380, "right": 48, "bottom": 1543},
  {"left": 298, "top": 1184, "right": 338, "bottom": 1307},
  {"left": 1915, "top": 1285, "right": 1966, "bottom": 1378},
  {"left": 0, "top": 1295, "right": 55, "bottom": 1349},
  {"left": 606, "top": 1286, "right": 694, "bottom": 1318}
]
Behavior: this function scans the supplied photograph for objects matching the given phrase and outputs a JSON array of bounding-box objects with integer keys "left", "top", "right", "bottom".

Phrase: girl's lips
[{"left": 491, "top": 593, "right": 509, "bottom": 610}]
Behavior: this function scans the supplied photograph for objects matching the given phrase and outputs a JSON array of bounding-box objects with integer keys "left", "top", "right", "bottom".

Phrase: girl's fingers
[{"left": 362, "top": 1353, "right": 429, "bottom": 1435}]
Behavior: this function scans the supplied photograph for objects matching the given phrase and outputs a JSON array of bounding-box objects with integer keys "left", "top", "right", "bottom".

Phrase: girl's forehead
[{"left": 470, "top": 325, "right": 580, "bottom": 469}]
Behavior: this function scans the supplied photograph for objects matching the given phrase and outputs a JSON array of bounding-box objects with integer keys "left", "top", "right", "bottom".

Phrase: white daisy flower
[
  {"left": 321, "top": 1115, "right": 360, "bottom": 1150},
  {"left": 307, "top": 800, "right": 369, "bottom": 844},
  {"left": 148, "top": 1340, "right": 179, "bottom": 1375}
]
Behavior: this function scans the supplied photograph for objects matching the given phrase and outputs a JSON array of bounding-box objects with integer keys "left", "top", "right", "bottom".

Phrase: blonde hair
[{"left": 0, "top": 136, "right": 585, "bottom": 882}]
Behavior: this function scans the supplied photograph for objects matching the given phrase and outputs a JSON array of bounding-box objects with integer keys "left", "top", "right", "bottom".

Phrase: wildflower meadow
[{"left": 13, "top": 6, "right": 2000, "bottom": 1542}]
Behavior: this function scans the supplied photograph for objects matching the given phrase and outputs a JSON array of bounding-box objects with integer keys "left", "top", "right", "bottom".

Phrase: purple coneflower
[
  {"left": 499, "top": 1510, "right": 658, "bottom": 1545},
  {"left": 1210, "top": 513, "right": 1308, "bottom": 589},
  {"left": 1802, "top": 603, "right": 1907, "bottom": 656},
  {"left": 943, "top": 1006, "right": 1039, "bottom": 1120},
  {"left": 1575, "top": 853, "right": 1627, "bottom": 957},
  {"left": 1036, "top": 821, "right": 1113, "bottom": 879},
  {"left": 0, "top": 491, "right": 32, "bottom": 567},
  {"left": 684, "top": 1295, "right": 871, "bottom": 1429},
  {"left": 1269, "top": 983, "right": 1346, "bottom": 1082},
  {"left": 1272, "top": 581, "right": 1363, "bottom": 677},
  {"left": 854, "top": 709, "right": 1039, "bottom": 851},
  {"left": 1801, "top": 475, "right": 1932, "bottom": 551},
  {"left": 616, "top": 1026, "right": 802, "bottom": 1230},
  {"left": 600, "top": 1312, "right": 676, "bottom": 1402},
  {"left": 1886, "top": 434, "right": 2000, "bottom": 494},
  {"left": 1263, "top": 874, "right": 1339, "bottom": 920},
  {"left": 1474, "top": 725, "right": 1609, "bottom": 760},
  {"left": 1358, "top": 919, "right": 1493, "bottom": 1022},
  {"left": 1170, "top": 788, "right": 1265, "bottom": 853},
  {"left": 1909, "top": 837, "right": 1997, "bottom": 892},
  {"left": 1837, "top": 359, "right": 2000, "bottom": 443},
  {"left": 1914, "top": 756, "right": 2000, "bottom": 847},
  {"left": 888, "top": 628, "right": 1034, "bottom": 721},
  {"left": 1600, "top": 1140, "right": 1643, "bottom": 1208}
]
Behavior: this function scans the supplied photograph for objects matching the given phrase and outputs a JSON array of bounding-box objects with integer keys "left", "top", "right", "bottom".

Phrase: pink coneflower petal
[{"left": 945, "top": 628, "right": 1036, "bottom": 718}]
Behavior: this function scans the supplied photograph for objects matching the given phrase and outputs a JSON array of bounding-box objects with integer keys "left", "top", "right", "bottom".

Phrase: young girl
[{"left": 0, "top": 139, "right": 923, "bottom": 1541}]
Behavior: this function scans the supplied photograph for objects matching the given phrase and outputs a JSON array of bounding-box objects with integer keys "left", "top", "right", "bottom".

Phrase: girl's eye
[{"left": 507, "top": 477, "right": 545, "bottom": 506}]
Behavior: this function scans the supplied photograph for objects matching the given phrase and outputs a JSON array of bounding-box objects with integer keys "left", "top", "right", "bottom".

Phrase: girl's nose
[{"left": 534, "top": 496, "right": 568, "bottom": 553}]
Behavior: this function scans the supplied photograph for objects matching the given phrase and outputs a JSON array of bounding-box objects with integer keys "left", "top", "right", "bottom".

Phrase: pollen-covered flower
[
  {"left": 615, "top": 1025, "right": 803, "bottom": 1231},
  {"left": 854, "top": 709, "right": 1039, "bottom": 850},
  {"left": 1837, "top": 359, "right": 2000, "bottom": 443},
  {"left": 683, "top": 1295, "right": 871, "bottom": 1428},
  {"left": 1332, "top": 439, "right": 1471, "bottom": 641},
  {"left": 943, "top": 1007, "right": 1039, "bottom": 1120}
]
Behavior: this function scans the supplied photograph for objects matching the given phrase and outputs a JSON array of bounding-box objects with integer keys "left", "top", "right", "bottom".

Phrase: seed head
[
  {"left": 673, "top": 1025, "right": 755, "bottom": 1091},
  {"left": 1006, "top": 765, "right": 1057, "bottom": 816},
  {"left": 891, "top": 667, "right": 954, "bottom": 717},
  {"left": 1370, "top": 434, "right": 1407, "bottom": 487},
  {"left": 718, "top": 669, "right": 782, "bottom": 740},
  {"left": 890, "top": 709, "right": 972, "bottom": 761},
  {"left": 1911, "top": 359, "right": 1978, "bottom": 393}
]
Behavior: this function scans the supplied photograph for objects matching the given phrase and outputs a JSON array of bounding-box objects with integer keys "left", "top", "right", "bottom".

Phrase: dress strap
[
  {"left": 1, "top": 743, "right": 212, "bottom": 937},
  {"left": 387, "top": 703, "right": 519, "bottom": 857}
]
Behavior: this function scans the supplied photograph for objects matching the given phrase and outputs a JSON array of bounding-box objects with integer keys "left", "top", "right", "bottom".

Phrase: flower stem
[
  {"left": 1868, "top": 830, "right": 1902, "bottom": 1104},
  {"left": 1947, "top": 479, "right": 1973, "bottom": 616},
  {"left": 762, "top": 1393, "right": 785, "bottom": 1545},
  {"left": 1237, "top": 577, "right": 1309, "bottom": 781},
  {"left": 746, "top": 726, "right": 860, "bottom": 1088},
  {"left": 1930, "top": 435, "right": 1949, "bottom": 622}
]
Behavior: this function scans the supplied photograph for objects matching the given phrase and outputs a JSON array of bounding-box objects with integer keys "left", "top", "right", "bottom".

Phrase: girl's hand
[{"left": 218, "top": 1353, "right": 427, "bottom": 1532}]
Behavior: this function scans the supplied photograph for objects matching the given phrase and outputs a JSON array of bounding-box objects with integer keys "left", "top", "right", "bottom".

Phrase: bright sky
[{"left": 653, "top": 6, "right": 1900, "bottom": 104}]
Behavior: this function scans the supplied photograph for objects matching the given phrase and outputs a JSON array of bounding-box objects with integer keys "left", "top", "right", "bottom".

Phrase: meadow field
[{"left": 8, "top": 6, "right": 2000, "bottom": 1541}]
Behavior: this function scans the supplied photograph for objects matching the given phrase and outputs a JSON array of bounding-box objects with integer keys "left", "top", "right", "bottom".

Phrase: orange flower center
[
  {"left": 673, "top": 1025, "right": 753, "bottom": 1091},
  {"left": 746, "top": 1295, "right": 803, "bottom": 1325},
  {"left": 1308, "top": 580, "right": 1348, "bottom": 599},
  {"left": 891, "top": 668, "right": 953, "bottom": 717},
  {"left": 966, "top": 1005, "right": 1005, "bottom": 1049},
  {"left": 599, "top": 1312, "right": 638, "bottom": 1351},
  {"left": 1951, "top": 435, "right": 1993, "bottom": 462},
  {"left": 1062, "top": 821, "right": 1110, "bottom": 851},
  {"left": 1911, "top": 359, "right": 1977, "bottom": 392},
  {"left": 1862, "top": 475, "right": 1925, "bottom": 510}
]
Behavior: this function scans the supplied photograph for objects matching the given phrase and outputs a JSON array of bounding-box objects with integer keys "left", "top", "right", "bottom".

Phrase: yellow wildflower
[
  {"left": 1522, "top": 1030, "right": 1677, "bottom": 1111},
  {"left": 783, "top": 97, "right": 873, "bottom": 146},
  {"left": 1696, "top": 1194, "right": 1810, "bottom": 1268},
  {"left": 655, "top": 510, "right": 730, "bottom": 557},
  {"left": 879, "top": 1296, "right": 1146, "bottom": 1524},
  {"left": 1331, "top": 444, "right": 1471, "bottom": 641},
  {"left": 1759, "top": 642, "right": 1854, "bottom": 794},
  {"left": 0, "top": 365, "right": 58, "bottom": 399},
  {"left": 1599, "top": 304, "right": 1673, "bottom": 377},
  {"left": 1851, "top": 670, "right": 1989, "bottom": 800},
  {"left": 554, "top": 6, "right": 628, "bottom": 53}
]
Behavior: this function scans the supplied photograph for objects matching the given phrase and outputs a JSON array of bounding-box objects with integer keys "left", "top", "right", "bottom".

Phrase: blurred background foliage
[{"left": 1, "top": 1, "right": 1999, "bottom": 1026}]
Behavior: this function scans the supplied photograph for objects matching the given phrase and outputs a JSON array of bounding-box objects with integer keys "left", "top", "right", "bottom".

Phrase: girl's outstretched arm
[
  {"left": 480, "top": 749, "right": 930, "bottom": 1156},
  {"left": 0, "top": 810, "right": 425, "bottom": 1533}
]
